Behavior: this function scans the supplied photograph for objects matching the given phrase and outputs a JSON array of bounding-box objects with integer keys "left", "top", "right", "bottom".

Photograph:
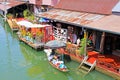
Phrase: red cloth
[
  {"left": 87, "top": 57, "right": 96, "bottom": 64},
  {"left": 105, "top": 58, "right": 114, "bottom": 63},
  {"left": 88, "top": 51, "right": 98, "bottom": 58}
]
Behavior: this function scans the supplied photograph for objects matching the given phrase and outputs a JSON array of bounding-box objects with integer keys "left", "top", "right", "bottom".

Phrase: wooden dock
[
  {"left": 18, "top": 36, "right": 44, "bottom": 50},
  {"left": 7, "top": 19, "right": 19, "bottom": 31},
  {"left": 96, "top": 66, "right": 120, "bottom": 80}
]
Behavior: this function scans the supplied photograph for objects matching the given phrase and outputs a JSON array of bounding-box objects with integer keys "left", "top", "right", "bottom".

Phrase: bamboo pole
[{"left": 84, "top": 29, "right": 87, "bottom": 57}]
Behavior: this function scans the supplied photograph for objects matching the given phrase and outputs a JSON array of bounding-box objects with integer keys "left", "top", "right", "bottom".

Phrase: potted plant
[
  {"left": 78, "top": 30, "right": 88, "bottom": 57},
  {"left": 23, "top": 9, "right": 35, "bottom": 22}
]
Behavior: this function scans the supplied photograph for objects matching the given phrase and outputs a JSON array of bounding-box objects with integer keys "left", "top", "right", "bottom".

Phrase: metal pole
[{"left": 4, "top": 0, "right": 7, "bottom": 21}]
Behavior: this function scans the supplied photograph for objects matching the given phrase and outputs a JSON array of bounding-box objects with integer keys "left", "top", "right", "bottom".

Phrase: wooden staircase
[{"left": 78, "top": 56, "right": 96, "bottom": 73}]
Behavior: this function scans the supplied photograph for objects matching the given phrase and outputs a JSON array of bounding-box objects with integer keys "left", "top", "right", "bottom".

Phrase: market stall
[{"left": 17, "top": 20, "right": 54, "bottom": 50}]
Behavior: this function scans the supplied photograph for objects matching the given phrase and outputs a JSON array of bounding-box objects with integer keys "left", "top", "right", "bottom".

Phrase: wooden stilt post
[
  {"left": 92, "top": 31, "right": 96, "bottom": 48},
  {"left": 100, "top": 32, "right": 105, "bottom": 53}
]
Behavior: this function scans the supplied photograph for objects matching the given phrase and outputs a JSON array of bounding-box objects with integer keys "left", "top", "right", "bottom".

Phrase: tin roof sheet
[
  {"left": 55, "top": 0, "right": 119, "bottom": 15},
  {"left": 39, "top": 9, "right": 105, "bottom": 25},
  {"left": 0, "top": 1, "right": 25, "bottom": 11},
  {"left": 38, "top": 9, "right": 120, "bottom": 34},
  {"left": 86, "top": 15, "right": 120, "bottom": 34}
]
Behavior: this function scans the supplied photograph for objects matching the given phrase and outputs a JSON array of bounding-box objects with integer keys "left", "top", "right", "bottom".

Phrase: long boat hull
[
  {"left": 44, "top": 49, "right": 69, "bottom": 72},
  {"left": 49, "top": 60, "right": 69, "bottom": 72}
]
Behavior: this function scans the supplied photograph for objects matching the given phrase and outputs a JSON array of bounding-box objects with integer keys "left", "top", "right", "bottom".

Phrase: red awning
[
  {"left": 0, "top": 1, "right": 25, "bottom": 11},
  {"left": 55, "top": 0, "right": 119, "bottom": 15}
]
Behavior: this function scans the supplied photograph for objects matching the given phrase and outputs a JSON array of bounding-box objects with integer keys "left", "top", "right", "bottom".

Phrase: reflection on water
[{"left": 0, "top": 20, "right": 115, "bottom": 80}]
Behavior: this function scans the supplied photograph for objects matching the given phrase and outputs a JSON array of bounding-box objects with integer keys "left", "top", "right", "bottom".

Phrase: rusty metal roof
[
  {"left": 0, "top": 1, "right": 25, "bottom": 11},
  {"left": 86, "top": 15, "right": 120, "bottom": 34},
  {"left": 38, "top": 9, "right": 120, "bottom": 34},
  {"left": 39, "top": 9, "right": 105, "bottom": 25},
  {"left": 55, "top": 0, "right": 119, "bottom": 15}
]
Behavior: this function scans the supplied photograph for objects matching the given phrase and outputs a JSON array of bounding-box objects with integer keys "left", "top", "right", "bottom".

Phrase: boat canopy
[{"left": 17, "top": 20, "right": 51, "bottom": 28}]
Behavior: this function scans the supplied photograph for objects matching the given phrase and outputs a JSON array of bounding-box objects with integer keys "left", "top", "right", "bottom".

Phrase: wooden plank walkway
[
  {"left": 19, "top": 36, "right": 44, "bottom": 50},
  {"left": 7, "top": 19, "right": 19, "bottom": 31}
]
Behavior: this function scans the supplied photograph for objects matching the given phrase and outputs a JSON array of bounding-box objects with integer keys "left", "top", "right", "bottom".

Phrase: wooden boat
[
  {"left": 49, "top": 60, "right": 69, "bottom": 72},
  {"left": 44, "top": 49, "right": 69, "bottom": 72}
]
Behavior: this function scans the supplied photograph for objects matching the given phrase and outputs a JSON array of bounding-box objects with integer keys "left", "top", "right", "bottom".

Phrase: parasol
[{"left": 44, "top": 40, "right": 66, "bottom": 49}]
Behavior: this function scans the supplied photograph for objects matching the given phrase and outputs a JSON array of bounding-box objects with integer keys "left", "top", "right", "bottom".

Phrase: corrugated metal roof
[
  {"left": 86, "top": 15, "right": 120, "bottom": 34},
  {"left": 55, "top": 0, "right": 119, "bottom": 15},
  {"left": 39, "top": 9, "right": 105, "bottom": 25},
  {"left": 42, "top": 0, "right": 59, "bottom": 6},
  {"left": 0, "top": 1, "right": 25, "bottom": 11},
  {"left": 38, "top": 9, "right": 120, "bottom": 34}
]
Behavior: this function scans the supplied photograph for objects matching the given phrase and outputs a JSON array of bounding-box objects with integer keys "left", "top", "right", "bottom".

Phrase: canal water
[{"left": 0, "top": 20, "right": 115, "bottom": 80}]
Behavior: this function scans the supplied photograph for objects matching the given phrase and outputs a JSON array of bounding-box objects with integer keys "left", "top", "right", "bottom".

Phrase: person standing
[{"left": 77, "top": 38, "right": 80, "bottom": 47}]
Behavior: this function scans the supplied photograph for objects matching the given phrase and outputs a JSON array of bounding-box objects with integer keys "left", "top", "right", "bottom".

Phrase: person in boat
[
  {"left": 48, "top": 49, "right": 56, "bottom": 61},
  {"left": 50, "top": 49, "right": 55, "bottom": 56},
  {"left": 52, "top": 54, "right": 62, "bottom": 67},
  {"left": 51, "top": 55, "right": 59, "bottom": 66},
  {"left": 48, "top": 55, "right": 53, "bottom": 61},
  {"left": 59, "top": 62, "right": 67, "bottom": 69}
]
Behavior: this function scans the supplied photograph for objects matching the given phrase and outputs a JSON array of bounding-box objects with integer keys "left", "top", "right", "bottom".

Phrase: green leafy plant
[
  {"left": 79, "top": 38, "right": 87, "bottom": 56},
  {"left": 23, "top": 9, "right": 35, "bottom": 22},
  {"left": 79, "top": 31, "right": 88, "bottom": 56}
]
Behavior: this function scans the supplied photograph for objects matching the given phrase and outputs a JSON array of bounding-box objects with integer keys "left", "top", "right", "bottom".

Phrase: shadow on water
[{"left": 19, "top": 42, "right": 50, "bottom": 78}]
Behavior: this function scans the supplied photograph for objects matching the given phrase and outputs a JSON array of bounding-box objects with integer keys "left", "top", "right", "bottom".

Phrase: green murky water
[{"left": 0, "top": 19, "right": 115, "bottom": 80}]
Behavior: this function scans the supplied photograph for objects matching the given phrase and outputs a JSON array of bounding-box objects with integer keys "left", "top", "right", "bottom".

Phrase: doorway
[
  {"left": 104, "top": 35, "right": 113, "bottom": 54},
  {"left": 95, "top": 32, "right": 102, "bottom": 51}
]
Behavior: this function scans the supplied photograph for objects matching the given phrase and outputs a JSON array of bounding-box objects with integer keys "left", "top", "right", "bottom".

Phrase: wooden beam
[{"left": 100, "top": 32, "right": 105, "bottom": 53}]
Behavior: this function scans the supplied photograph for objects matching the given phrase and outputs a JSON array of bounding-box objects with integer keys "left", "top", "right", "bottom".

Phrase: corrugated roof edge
[{"left": 54, "top": 0, "right": 119, "bottom": 15}]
